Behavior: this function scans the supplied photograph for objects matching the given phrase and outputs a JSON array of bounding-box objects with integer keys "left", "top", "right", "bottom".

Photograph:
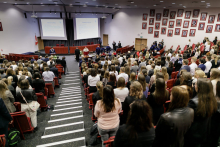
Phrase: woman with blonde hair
[
  {"left": 161, "top": 67, "right": 169, "bottom": 82},
  {"left": 127, "top": 72, "right": 136, "bottom": 90},
  {"left": 127, "top": 58, "right": 132, "bottom": 68},
  {"left": 145, "top": 51, "right": 150, "bottom": 59},
  {"left": 23, "top": 67, "right": 32, "bottom": 78},
  {"left": 33, "top": 61, "right": 39, "bottom": 70},
  {"left": 0, "top": 80, "right": 16, "bottom": 113},
  {"left": 5, "top": 68, "right": 18, "bottom": 88},
  {"left": 193, "top": 70, "right": 206, "bottom": 84},
  {"left": 149, "top": 68, "right": 160, "bottom": 86},
  {"left": 210, "top": 68, "right": 220, "bottom": 96},
  {"left": 125, "top": 66, "right": 130, "bottom": 79},
  {"left": 94, "top": 85, "right": 121, "bottom": 147},
  {"left": 103, "top": 63, "right": 108, "bottom": 72},
  {"left": 92, "top": 81, "right": 103, "bottom": 106},
  {"left": 11, "top": 61, "right": 18, "bottom": 71},
  {"left": 211, "top": 54, "right": 219, "bottom": 68},
  {"left": 102, "top": 71, "right": 110, "bottom": 86}
]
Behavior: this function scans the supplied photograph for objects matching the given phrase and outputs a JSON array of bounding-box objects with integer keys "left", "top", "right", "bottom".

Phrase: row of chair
[
  {"left": 116, "top": 45, "right": 134, "bottom": 54},
  {"left": 3, "top": 54, "right": 39, "bottom": 62}
]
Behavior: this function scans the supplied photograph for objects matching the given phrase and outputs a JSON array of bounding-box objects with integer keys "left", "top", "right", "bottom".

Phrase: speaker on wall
[
  {"left": 112, "top": 14, "right": 114, "bottom": 19},
  {"left": 24, "top": 13, "right": 27, "bottom": 18},
  {"left": 60, "top": 12, "right": 62, "bottom": 18}
]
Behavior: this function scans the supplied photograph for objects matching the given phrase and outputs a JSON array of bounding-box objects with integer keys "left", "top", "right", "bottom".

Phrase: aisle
[{"left": 36, "top": 71, "right": 86, "bottom": 147}]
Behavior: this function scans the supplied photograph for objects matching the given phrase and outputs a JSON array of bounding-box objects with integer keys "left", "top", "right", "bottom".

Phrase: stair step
[
  {"left": 50, "top": 111, "right": 83, "bottom": 120},
  {"left": 47, "top": 115, "right": 84, "bottom": 127}
]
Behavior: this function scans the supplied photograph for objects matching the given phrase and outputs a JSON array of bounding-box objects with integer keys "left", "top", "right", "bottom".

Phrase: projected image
[
  {"left": 75, "top": 18, "right": 99, "bottom": 40},
  {"left": 41, "top": 19, "right": 65, "bottom": 37}
]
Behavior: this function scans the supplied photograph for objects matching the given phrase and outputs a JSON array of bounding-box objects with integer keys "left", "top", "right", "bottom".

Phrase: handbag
[{"left": 20, "top": 91, "right": 40, "bottom": 112}]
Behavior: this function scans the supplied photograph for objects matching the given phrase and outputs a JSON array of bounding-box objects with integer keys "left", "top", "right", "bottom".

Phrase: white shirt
[
  {"left": 47, "top": 60, "right": 54, "bottom": 66},
  {"left": 109, "top": 71, "right": 118, "bottom": 79},
  {"left": 189, "top": 62, "right": 198, "bottom": 76},
  {"left": 130, "top": 58, "right": 135, "bottom": 64},
  {"left": 88, "top": 75, "right": 100, "bottom": 86},
  {"left": 168, "top": 53, "right": 172, "bottom": 57},
  {"left": 11, "top": 65, "right": 18, "bottom": 70},
  {"left": 210, "top": 49, "right": 214, "bottom": 54},
  {"left": 211, "top": 79, "right": 218, "bottom": 96},
  {"left": 108, "top": 60, "right": 111, "bottom": 65},
  {"left": 117, "top": 73, "right": 128, "bottom": 83},
  {"left": 204, "top": 61, "right": 212, "bottom": 73},
  {"left": 114, "top": 88, "right": 129, "bottom": 102},
  {"left": 146, "top": 65, "right": 152, "bottom": 73},
  {"left": 155, "top": 65, "right": 161, "bottom": 70},
  {"left": 118, "top": 57, "right": 123, "bottom": 65},
  {"left": 205, "top": 45, "right": 210, "bottom": 51},
  {"left": 101, "top": 61, "right": 105, "bottom": 66},
  {"left": 42, "top": 71, "right": 55, "bottom": 81},
  {"left": 194, "top": 52, "right": 200, "bottom": 58}
]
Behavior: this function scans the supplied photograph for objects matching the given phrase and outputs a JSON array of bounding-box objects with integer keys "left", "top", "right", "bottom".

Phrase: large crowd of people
[
  {"left": 80, "top": 37, "right": 220, "bottom": 147},
  {"left": 0, "top": 54, "right": 66, "bottom": 147}
]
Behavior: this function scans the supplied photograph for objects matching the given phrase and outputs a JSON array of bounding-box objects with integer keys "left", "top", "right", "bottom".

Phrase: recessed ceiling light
[
  {"left": 134, "top": 5, "right": 137, "bottom": 6},
  {"left": 201, "top": 1, "right": 205, "bottom": 2},
  {"left": 179, "top": 4, "right": 182, "bottom": 5},
  {"left": 92, "top": 0, "right": 96, "bottom": 1},
  {"left": 206, "top": 3, "right": 210, "bottom": 4},
  {"left": 160, "top": 1, "right": 164, "bottom": 2},
  {"left": 153, "top": 5, "right": 156, "bottom": 6},
  {"left": 164, "top": 7, "right": 166, "bottom": 8},
  {"left": 15, "top": 3, "right": 17, "bottom": 4},
  {"left": 172, "top": 3, "right": 175, "bottom": 4},
  {"left": 3, "top": 2, "right": 7, "bottom": 3},
  {"left": 115, "top": 4, "right": 118, "bottom": 5},
  {"left": 131, "top": 1, "right": 134, "bottom": 3}
]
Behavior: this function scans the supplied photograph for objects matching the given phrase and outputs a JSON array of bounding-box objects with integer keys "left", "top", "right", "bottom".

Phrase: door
[
  {"left": 38, "top": 37, "right": 44, "bottom": 50},
  {"left": 141, "top": 39, "right": 147, "bottom": 50},
  {"left": 103, "top": 34, "right": 108, "bottom": 46},
  {"left": 135, "top": 38, "right": 142, "bottom": 51}
]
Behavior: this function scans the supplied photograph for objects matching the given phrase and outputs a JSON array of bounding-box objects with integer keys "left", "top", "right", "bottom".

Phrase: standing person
[
  {"left": 49, "top": 47, "right": 56, "bottom": 54},
  {"left": 112, "top": 41, "right": 116, "bottom": 51},
  {"left": 117, "top": 67, "right": 129, "bottom": 84},
  {"left": 114, "top": 100, "right": 155, "bottom": 147},
  {"left": 96, "top": 46, "right": 101, "bottom": 55},
  {"left": 61, "top": 57, "right": 67, "bottom": 75},
  {"left": 0, "top": 98, "right": 13, "bottom": 147},
  {"left": 37, "top": 56, "right": 43, "bottom": 65},
  {"left": 118, "top": 41, "right": 122, "bottom": 49},
  {"left": 114, "top": 77, "right": 129, "bottom": 106},
  {"left": 88, "top": 68, "right": 100, "bottom": 93},
  {"left": 184, "top": 78, "right": 218, "bottom": 147},
  {"left": 94, "top": 85, "right": 121, "bottom": 147},
  {"left": 42, "top": 67, "right": 55, "bottom": 88},
  {"left": 92, "top": 81, "right": 103, "bottom": 107},
  {"left": 204, "top": 56, "right": 212, "bottom": 74},
  {"left": 75, "top": 47, "right": 80, "bottom": 62},
  {"left": 154, "top": 86, "right": 194, "bottom": 147},
  {"left": 213, "top": 36, "right": 218, "bottom": 45},
  {"left": 189, "top": 57, "right": 198, "bottom": 76},
  {"left": 138, "top": 74, "right": 149, "bottom": 98},
  {"left": 106, "top": 44, "right": 111, "bottom": 52},
  {"left": 99, "top": 38, "right": 102, "bottom": 47},
  {"left": 32, "top": 72, "right": 45, "bottom": 93}
]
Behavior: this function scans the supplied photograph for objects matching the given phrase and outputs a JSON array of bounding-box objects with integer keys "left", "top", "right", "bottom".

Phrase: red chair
[
  {"left": 45, "top": 83, "right": 55, "bottom": 97},
  {"left": 163, "top": 100, "right": 171, "bottom": 112},
  {"left": 89, "top": 93, "right": 94, "bottom": 110},
  {"left": 10, "top": 111, "right": 34, "bottom": 140},
  {"left": 58, "top": 71, "right": 62, "bottom": 79},
  {"left": 167, "top": 79, "right": 174, "bottom": 89},
  {"left": 175, "top": 71, "right": 179, "bottom": 79},
  {"left": 91, "top": 42, "right": 94, "bottom": 45},
  {"left": 61, "top": 44, "right": 64, "bottom": 46},
  {"left": 44, "top": 87, "right": 48, "bottom": 97},
  {"left": 54, "top": 77, "right": 59, "bottom": 87},
  {"left": 87, "top": 42, "right": 91, "bottom": 45},
  {"left": 171, "top": 72, "right": 176, "bottom": 79},
  {"left": 73, "top": 44, "right": 74, "bottom": 46},
  {"left": 0, "top": 135, "right": 6, "bottom": 147},
  {"left": 103, "top": 136, "right": 115, "bottom": 147},
  {"left": 36, "top": 93, "right": 48, "bottom": 111},
  {"left": 13, "top": 102, "right": 21, "bottom": 112},
  {"left": 56, "top": 44, "right": 60, "bottom": 46}
]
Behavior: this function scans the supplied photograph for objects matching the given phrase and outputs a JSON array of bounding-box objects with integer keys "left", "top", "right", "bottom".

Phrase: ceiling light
[
  {"left": 160, "top": 1, "right": 164, "bottom": 2},
  {"left": 83, "top": 4, "right": 87, "bottom": 7},
  {"left": 201, "top": 1, "right": 205, "bottom": 2},
  {"left": 15, "top": 3, "right": 17, "bottom": 4},
  {"left": 206, "top": 3, "right": 210, "bottom": 4},
  {"left": 153, "top": 5, "right": 156, "bottom": 6},
  {"left": 164, "top": 7, "right": 166, "bottom": 8},
  {"left": 131, "top": 2, "right": 134, "bottom": 3},
  {"left": 93, "top": 0, "right": 96, "bottom": 1},
  {"left": 115, "top": 4, "right": 118, "bottom": 5},
  {"left": 179, "top": 4, "right": 182, "bottom": 5},
  {"left": 3, "top": 2, "right": 7, "bottom": 3},
  {"left": 172, "top": 3, "right": 175, "bottom": 4}
]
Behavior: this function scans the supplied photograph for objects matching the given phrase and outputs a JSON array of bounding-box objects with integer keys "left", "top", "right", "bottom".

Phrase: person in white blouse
[
  {"left": 114, "top": 77, "right": 129, "bottom": 104},
  {"left": 187, "top": 39, "right": 191, "bottom": 47},
  {"left": 117, "top": 67, "right": 128, "bottom": 84},
  {"left": 210, "top": 68, "right": 220, "bottom": 96},
  {"left": 205, "top": 42, "right": 210, "bottom": 54},
  {"left": 42, "top": 67, "right": 55, "bottom": 87},
  {"left": 109, "top": 65, "right": 118, "bottom": 79},
  {"left": 11, "top": 61, "right": 18, "bottom": 71},
  {"left": 47, "top": 57, "right": 54, "bottom": 66},
  {"left": 204, "top": 56, "right": 212, "bottom": 74},
  {"left": 88, "top": 68, "right": 100, "bottom": 93},
  {"left": 189, "top": 57, "right": 198, "bottom": 76},
  {"left": 130, "top": 55, "right": 135, "bottom": 65}
]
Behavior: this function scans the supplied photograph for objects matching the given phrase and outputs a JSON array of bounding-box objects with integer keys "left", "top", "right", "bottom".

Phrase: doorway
[
  {"left": 135, "top": 38, "right": 147, "bottom": 51},
  {"left": 103, "top": 34, "right": 108, "bottom": 46}
]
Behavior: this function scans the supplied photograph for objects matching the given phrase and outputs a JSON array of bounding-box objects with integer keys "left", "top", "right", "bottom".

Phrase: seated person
[
  {"left": 49, "top": 47, "right": 56, "bottom": 54},
  {"left": 32, "top": 72, "right": 45, "bottom": 93}
]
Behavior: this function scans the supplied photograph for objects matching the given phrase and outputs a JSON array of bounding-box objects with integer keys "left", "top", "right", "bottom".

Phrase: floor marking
[
  {"left": 45, "top": 121, "right": 84, "bottom": 130},
  {"left": 60, "top": 92, "right": 81, "bottom": 94},
  {"left": 48, "top": 115, "right": 83, "bottom": 123},
  {"left": 36, "top": 137, "right": 85, "bottom": 147},
  {"left": 68, "top": 71, "right": 79, "bottom": 73},
  {"left": 59, "top": 95, "right": 81, "bottom": 98},
  {"left": 41, "top": 129, "right": 85, "bottom": 139},
  {"left": 59, "top": 93, "right": 81, "bottom": 96},
  {"left": 63, "top": 83, "right": 80, "bottom": 85},
  {"left": 51, "top": 110, "right": 83, "bottom": 116},
  {"left": 55, "top": 102, "right": 82, "bottom": 107},
  {"left": 53, "top": 106, "right": 82, "bottom": 111},
  {"left": 58, "top": 97, "right": 82, "bottom": 101},
  {"left": 65, "top": 80, "right": 80, "bottom": 81},
  {"left": 62, "top": 87, "right": 81, "bottom": 89},
  {"left": 56, "top": 99, "right": 82, "bottom": 104},
  {"left": 65, "top": 77, "right": 80, "bottom": 78}
]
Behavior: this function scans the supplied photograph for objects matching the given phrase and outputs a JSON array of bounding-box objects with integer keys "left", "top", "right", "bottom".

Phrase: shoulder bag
[{"left": 20, "top": 91, "right": 40, "bottom": 112}]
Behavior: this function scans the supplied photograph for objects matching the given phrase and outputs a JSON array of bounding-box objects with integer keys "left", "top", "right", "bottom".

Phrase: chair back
[
  {"left": 45, "top": 83, "right": 55, "bottom": 97},
  {"left": 13, "top": 102, "right": 21, "bottom": 112},
  {"left": 167, "top": 79, "right": 174, "bottom": 89},
  {"left": 163, "top": 100, "right": 171, "bottom": 112},
  {"left": 0, "top": 135, "right": 6, "bottom": 147},
  {"left": 54, "top": 77, "right": 59, "bottom": 87},
  {"left": 36, "top": 93, "right": 48, "bottom": 109},
  {"left": 103, "top": 136, "right": 115, "bottom": 147},
  {"left": 56, "top": 44, "right": 60, "bottom": 46}
]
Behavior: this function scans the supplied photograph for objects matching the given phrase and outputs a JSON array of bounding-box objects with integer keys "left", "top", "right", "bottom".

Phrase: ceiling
[{"left": 0, "top": 0, "right": 218, "bottom": 14}]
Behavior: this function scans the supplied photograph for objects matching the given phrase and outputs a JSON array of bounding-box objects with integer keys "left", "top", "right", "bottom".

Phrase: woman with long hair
[
  {"left": 102, "top": 71, "right": 110, "bottom": 86},
  {"left": 0, "top": 80, "right": 16, "bottom": 113},
  {"left": 123, "top": 81, "right": 146, "bottom": 124},
  {"left": 154, "top": 86, "right": 194, "bottom": 147},
  {"left": 127, "top": 58, "right": 132, "bottom": 68},
  {"left": 88, "top": 68, "right": 100, "bottom": 93},
  {"left": 114, "top": 100, "right": 155, "bottom": 147},
  {"left": 5, "top": 68, "right": 18, "bottom": 89},
  {"left": 184, "top": 78, "right": 218, "bottom": 147},
  {"left": 211, "top": 54, "right": 219, "bottom": 68},
  {"left": 210, "top": 68, "right": 220, "bottom": 96},
  {"left": 32, "top": 72, "right": 45, "bottom": 93},
  {"left": 149, "top": 68, "right": 160, "bottom": 87},
  {"left": 125, "top": 66, "right": 130, "bottom": 80},
  {"left": 161, "top": 67, "right": 169, "bottom": 82},
  {"left": 103, "top": 63, "right": 108, "bottom": 71},
  {"left": 94, "top": 85, "right": 121, "bottom": 147},
  {"left": 92, "top": 81, "right": 103, "bottom": 106},
  {"left": 167, "top": 61, "right": 174, "bottom": 79},
  {"left": 114, "top": 77, "right": 129, "bottom": 105},
  {"left": 138, "top": 74, "right": 149, "bottom": 98},
  {"left": 107, "top": 73, "right": 117, "bottom": 89},
  {"left": 109, "top": 65, "right": 118, "bottom": 79},
  {"left": 11, "top": 61, "right": 18, "bottom": 71},
  {"left": 180, "top": 72, "right": 193, "bottom": 99},
  {"left": 147, "top": 78, "right": 169, "bottom": 125},
  {"left": 126, "top": 72, "right": 136, "bottom": 90}
]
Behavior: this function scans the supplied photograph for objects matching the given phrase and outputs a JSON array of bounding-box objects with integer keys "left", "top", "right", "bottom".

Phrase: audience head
[
  {"left": 1, "top": 78, "right": 8, "bottom": 86},
  {"left": 117, "top": 77, "right": 125, "bottom": 88},
  {"left": 180, "top": 72, "right": 192, "bottom": 86},
  {"left": 125, "top": 66, "right": 130, "bottom": 76},
  {"left": 109, "top": 73, "right": 116, "bottom": 82},
  {"left": 210, "top": 68, "right": 220, "bottom": 81},
  {"left": 96, "top": 81, "right": 103, "bottom": 98},
  {"left": 91, "top": 68, "right": 97, "bottom": 77},
  {"left": 138, "top": 74, "right": 147, "bottom": 91},
  {"left": 168, "top": 86, "right": 189, "bottom": 111},
  {"left": 191, "top": 57, "right": 197, "bottom": 63},
  {"left": 183, "top": 59, "right": 189, "bottom": 65},
  {"left": 129, "top": 72, "right": 136, "bottom": 81},
  {"left": 195, "top": 70, "right": 206, "bottom": 79},
  {"left": 206, "top": 56, "right": 211, "bottom": 61},
  {"left": 6, "top": 68, "right": 14, "bottom": 75},
  {"left": 120, "top": 67, "right": 125, "bottom": 73},
  {"left": 130, "top": 81, "right": 143, "bottom": 99},
  {"left": 0, "top": 80, "right": 9, "bottom": 98},
  {"left": 169, "top": 61, "right": 174, "bottom": 68},
  {"left": 195, "top": 78, "right": 217, "bottom": 117},
  {"left": 153, "top": 68, "right": 160, "bottom": 75},
  {"left": 20, "top": 79, "right": 30, "bottom": 90},
  {"left": 33, "top": 72, "right": 41, "bottom": 79},
  {"left": 154, "top": 78, "right": 169, "bottom": 104}
]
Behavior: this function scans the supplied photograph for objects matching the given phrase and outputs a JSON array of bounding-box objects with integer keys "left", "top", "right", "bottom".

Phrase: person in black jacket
[
  {"left": 174, "top": 55, "right": 183, "bottom": 72},
  {"left": 16, "top": 79, "right": 38, "bottom": 130},
  {"left": 213, "top": 36, "right": 217, "bottom": 45},
  {"left": 167, "top": 61, "right": 174, "bottom": 79},
  {"left": 32, "top": 72, "right": 45, "bottom": 93},
  {"left": 75, "top": 47, "right": 80, "bottom": 62},
  {"left": 153, "top": 86, "right": 194, "bottom": 147},
  {"left": 55, "top": 56, "right": 62, "bottom": 65},
  {"left": 184, "top": 78, "right": 218, "bottom": 147},
  {"left": 61, "top": 57, "right": 67, "bottom": 74},
  {"left": 122, "top": 81, "right": 146, "bottom": 124},
  {"left": 5, "top": 68, "right": 18, "bottom": 89},
  {"left": 92, "top": 81, "right": 103, "bottom": 107},
  {"left": 0, "top": 98, "right": 13, "bottom": 147},
  {"left": 50, "top": 64, "right": 59, "bottom": 78},
  {"left": 114, "top": 100, "right": 155, "bottom": 147}
]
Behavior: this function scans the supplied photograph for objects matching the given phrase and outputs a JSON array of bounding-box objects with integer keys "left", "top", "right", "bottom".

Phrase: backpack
[
  {"left": 89, "top": 122, "right": 101, "bottom": 146},
  {"left": 8, "top": 128, "right": 21, "bottom": 147}
]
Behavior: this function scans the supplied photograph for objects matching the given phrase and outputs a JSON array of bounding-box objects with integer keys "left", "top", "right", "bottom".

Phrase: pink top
[{"left": 94, "top": 98, "right": 121, "bottom": 130}]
